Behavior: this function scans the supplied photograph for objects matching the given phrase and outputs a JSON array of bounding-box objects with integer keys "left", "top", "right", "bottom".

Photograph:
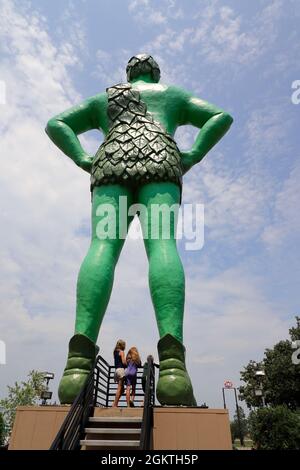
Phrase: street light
[
  {"left": 40, "top": 390, "right": 53, "bottom": 403},
  {"left": 254, "top": 369, "right": 266, "bottom": 407},
  {"left": 255, "top": 370, "right": 265, "bottom": 378},
  {"left": 43, "top": 372, "right": 55, "bottom": 381},
  {"left": 40, "top": 371, "right": 55, "bottom": 406}
]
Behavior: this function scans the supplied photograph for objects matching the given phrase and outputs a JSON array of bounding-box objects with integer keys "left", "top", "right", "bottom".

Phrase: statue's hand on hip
[
  {"left": 180, "top": 150, "right": 199, "bottom": 175},
  {"left": 78, "top": 154, "right": 93, "bottom": 173}
]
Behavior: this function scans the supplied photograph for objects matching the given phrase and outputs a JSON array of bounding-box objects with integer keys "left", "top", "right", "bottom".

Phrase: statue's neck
[{"left": 130, "top": 74, "right": 157, "bottom": 84}]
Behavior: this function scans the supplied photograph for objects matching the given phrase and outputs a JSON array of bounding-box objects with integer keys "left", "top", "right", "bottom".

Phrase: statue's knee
[
  {"left": 93, "top": 236, "right": 121, "bottom": 252},
  {"left": 148, "top": 240, "right": 178, "bottom": 262}
]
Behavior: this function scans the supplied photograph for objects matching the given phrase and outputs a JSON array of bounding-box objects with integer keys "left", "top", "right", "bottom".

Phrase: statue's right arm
[
  {"left": 45, "top": 93, "right": 107, "bottom": 173},
  {"left": 175, "top": 87, "right": 233, "bottom": 174}
]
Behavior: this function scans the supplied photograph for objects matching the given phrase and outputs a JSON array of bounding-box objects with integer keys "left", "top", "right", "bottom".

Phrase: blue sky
[{"left": 0, "top": 0, "right": 299, "bottom": 416}]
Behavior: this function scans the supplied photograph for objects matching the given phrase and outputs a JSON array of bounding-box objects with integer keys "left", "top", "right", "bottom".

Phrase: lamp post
[{"left": 40, "top": 372, "right": 54, "bottom": 406}]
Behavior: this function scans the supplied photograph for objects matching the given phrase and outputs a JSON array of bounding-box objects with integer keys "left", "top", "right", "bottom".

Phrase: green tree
[
  {"left": 0, "top": 412, "right": 5, "bottom": 446},
  {"left": 239, "top": 316, "right": 300, "bottom": 409},
  {"left": 0, "top": 370, "right": 46, "bottom": 441},
  {"left": 264, "top": 340, "right": 300, "bottom": 409},
  {"left": 248, "top": 405, "right": 300, "bottom": 450},
  {"left": 239, "top": 360, "right": 264, "bottom": 409},
  {"left": 290, "top": 316, "right": 300, "bottom": 342},
  {"left": 230, "top": 406, "right": 248, "bottom": 444}
]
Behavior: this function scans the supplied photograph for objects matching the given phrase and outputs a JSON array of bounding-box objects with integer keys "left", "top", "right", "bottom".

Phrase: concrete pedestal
[
  {"left": 9, "top": 405, "right": 232, "bottom": 450},
  {"left": 8, "top": 406, "right": 70, "bottom": 450},
  {"left": 153, "top": 407, "right": 232, "bottom": 450}
]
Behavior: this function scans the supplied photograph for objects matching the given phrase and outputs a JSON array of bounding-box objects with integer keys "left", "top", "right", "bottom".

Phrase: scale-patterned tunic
[{"left": 90, "top": 83, "right": 182, "bottom": 191}]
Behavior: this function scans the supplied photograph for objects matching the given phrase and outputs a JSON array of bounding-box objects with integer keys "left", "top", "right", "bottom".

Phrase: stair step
[
  {"left": 89, "top": 417, "right": 142, "bottom": 423},
  {"left": 85, "top": 427, "right": 141, "bottom": 434},
  {"left": 80, "top": 439, "right": 140, "bottom": 447}
]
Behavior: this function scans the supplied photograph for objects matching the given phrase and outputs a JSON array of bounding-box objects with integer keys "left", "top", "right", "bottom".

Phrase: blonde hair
[
  {"left": 126, "top": 347, "right": 141, "bottom": 366},
  {"left": 114, "top": 339, "right": 126, "bottom": 353}
]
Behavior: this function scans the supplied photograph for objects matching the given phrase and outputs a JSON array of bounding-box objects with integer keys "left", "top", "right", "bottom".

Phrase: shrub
[{"left": 248, "top": 405, "right": 300, "bottom": 450}]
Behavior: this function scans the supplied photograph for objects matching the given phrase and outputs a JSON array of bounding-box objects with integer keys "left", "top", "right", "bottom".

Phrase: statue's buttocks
[{"left": 90, "top": 83, "right": 182, "bottom": 190}]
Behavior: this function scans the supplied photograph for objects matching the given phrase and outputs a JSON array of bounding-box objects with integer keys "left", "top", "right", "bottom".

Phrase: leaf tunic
[{"left": 91, "top": 83, "right": 182, "bottom": 191}]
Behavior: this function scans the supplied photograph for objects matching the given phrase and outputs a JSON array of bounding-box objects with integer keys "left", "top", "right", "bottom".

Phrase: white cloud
[
  {"left": 193, "top": 355, "right": 224, "bottom": 365},
  {"left": 145, "top": 27, "right": 193, "bottom": 53},
  {"left": 128, "top": 0, "right": 183, "bottom": 26},
  {"left": 245, "top": 102, "right": 292, "bottom": 159},
  {"left": 178, "top": 97, "right": 295, "bottom": 249},
  {"left": 175, "top": 125, "right": 198, "bottom": 150},
  {"left": 191, "top": 5, "right": 256, "bottom": 64},
  {"left": 56, "top": 0, "right": 87, "bottom": 54},
  {"left": 0, "top": 0, "right": 90, "bottom": 394},
  {"left": 183, "top": 261, "right": 291, "bottom": 405},
  {"left": 190, "top": 0, "right": 283, "bottom": 66},
  {"left": 94, "top": 48, "right": 129, "bottom": 85},
  {"left": 262, "top": 161, "right": 300, "bottom": 247},
  {"left": 129, "top": 0, "right": 166, "bottom": 24},
  {"left": 181, "top": 152, "right": 271, "bottom": 246},
  {"left": 133, "top": 0, "right": 284, "bottom": 80}
]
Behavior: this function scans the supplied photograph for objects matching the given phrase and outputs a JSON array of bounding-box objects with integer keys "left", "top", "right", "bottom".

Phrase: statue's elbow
[
  {"left": 45, "top": 118, "right": 61, "bottom": 138},
  {"left": 45, "top": 118, "right": 55, "bottom": 136},
  {"left": 223, "top": 112, "right": 233, "bottom": 127}
]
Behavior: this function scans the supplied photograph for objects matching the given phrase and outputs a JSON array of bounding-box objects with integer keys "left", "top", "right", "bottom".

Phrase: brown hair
[
  {"left": 114, "top": 339, "right": 126, "bottom": 353},
  {"left": 126, "top": 347, "right": 141, "bottom": 366}
]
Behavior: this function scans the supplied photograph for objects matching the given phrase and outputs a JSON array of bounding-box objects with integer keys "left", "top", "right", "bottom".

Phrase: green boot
[
  {"left": 58, "top": 333, "right": 98, "bottom": 404},
  {"left": 156, "top": 334, "right": 197, "bottom": 406}
]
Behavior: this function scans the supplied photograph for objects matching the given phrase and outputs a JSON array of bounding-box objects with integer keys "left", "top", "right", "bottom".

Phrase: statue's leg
[
  {"left": 75, "top": 184, "right": 133, "bottom": 341},
  {"left": 58, "top": 184, "right": 133, "bottom": 403},
  {"left": 138, "top": 182, "right": 184, "bottom": 341},
  {"left": 138, "top": 182, "right": 196, "bottom": 406}
]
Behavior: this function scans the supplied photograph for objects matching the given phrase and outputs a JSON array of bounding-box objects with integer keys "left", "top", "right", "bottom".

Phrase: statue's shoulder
[
  {"left": 148, "top": 83, "right": 186, "bottom": 95},
  {"left": 87, "top": 92, "right": 108, "bottom": 107},
  {"left": 75, "top": 92, "right": 107, "bottom": 112},
  {"left": 83, "top": 93, "right": 108, "bottom": 120},
  {"left": 164, "top": 84, "right": 191, "bottom": 102},
  {"left": 77, "top": 92, "right": 108, "bottom": 129}
]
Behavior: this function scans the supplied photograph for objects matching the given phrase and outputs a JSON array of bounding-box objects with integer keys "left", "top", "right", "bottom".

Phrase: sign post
[{"left": 222, "top": 380, "right": 244, "bottom": 447}]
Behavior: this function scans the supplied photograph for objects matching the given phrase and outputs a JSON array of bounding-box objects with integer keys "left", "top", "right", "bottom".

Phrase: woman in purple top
[{"left": 125, "top": 347, "right": 141, "bottom": 407}]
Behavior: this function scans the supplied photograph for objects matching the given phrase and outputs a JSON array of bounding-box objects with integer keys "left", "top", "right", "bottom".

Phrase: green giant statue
[{"left": 46, "top": 54, "right": 233, "bottom": 406}]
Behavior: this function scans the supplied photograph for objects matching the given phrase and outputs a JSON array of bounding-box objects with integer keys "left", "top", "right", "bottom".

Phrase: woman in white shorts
[{"left": 112, "top": 339, "right": 127, "bottom": 407}]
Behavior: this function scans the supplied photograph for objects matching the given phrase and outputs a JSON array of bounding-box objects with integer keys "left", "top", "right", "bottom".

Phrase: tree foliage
[
  {"left": 230, "top": 406, "right": 248, "bottom": 444},
  {"left": 239, "top": 360, "right": 265, "bottom": 409},
  {"left": 239, "top": 316, "right": 300, "bottom": 409},
  {"left": 0, "top": 370, "right": 46, "bottom": 441},
  {"left": 248, "top": 405, "right": 300, "bottom": 450},
  {"left": 0, "top": 412, "right": 5, "bottom": 446}
]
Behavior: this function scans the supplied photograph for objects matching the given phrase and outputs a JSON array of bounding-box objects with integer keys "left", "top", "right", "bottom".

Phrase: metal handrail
[
  {"left": 50, "top": 359, "right": 96, "bottom": 450},
  {"left": 50, "top": 354, "right": 156, "bottom": 450},
  {"left": 139, "top": 357, "right": 155, "bottom": 450},
  {"left": 93, "top": 358, "right": 145, "bottom": 408}
]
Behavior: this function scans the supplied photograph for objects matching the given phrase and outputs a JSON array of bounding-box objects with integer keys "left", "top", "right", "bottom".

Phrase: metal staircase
[
  {"left": 50, "top": 355, "right": 155, "bottom": 450},
  {"left": 80, "top": 413, "right": 142, "bottom": 450}
]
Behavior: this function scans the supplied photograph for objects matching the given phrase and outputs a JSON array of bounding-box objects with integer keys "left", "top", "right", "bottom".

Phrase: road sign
[{"left": 224, "top": 380, "right": 234, "bottom": 389}]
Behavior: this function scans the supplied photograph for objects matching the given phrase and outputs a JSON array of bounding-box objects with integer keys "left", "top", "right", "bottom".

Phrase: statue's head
[{"left": 126, "top": 54, "right": 160, "bottom": 83}]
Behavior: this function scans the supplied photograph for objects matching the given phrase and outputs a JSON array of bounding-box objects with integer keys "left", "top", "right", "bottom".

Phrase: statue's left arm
[
  {"left": 45, "top": 93, "right": 107, "bottom": 173},
  {"left": 178, "top": 90, "right": 233, "bottom": 174}
]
